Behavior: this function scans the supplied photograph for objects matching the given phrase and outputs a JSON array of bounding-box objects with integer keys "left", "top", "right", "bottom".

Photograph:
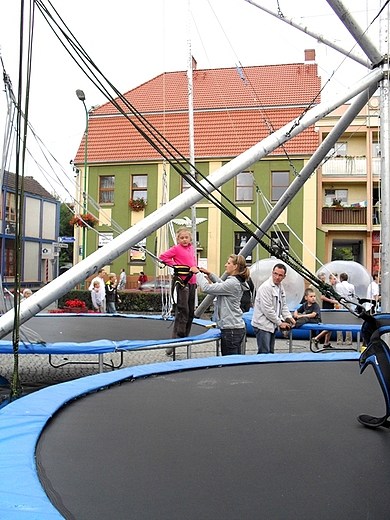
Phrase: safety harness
[{"left": 171, "top": 265, "right": 193, "bottom": 295}]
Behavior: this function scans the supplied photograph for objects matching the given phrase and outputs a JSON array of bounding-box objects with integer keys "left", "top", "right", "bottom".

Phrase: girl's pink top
[{"left": 159, "top": 243, "right": 197, "bottom": 284}]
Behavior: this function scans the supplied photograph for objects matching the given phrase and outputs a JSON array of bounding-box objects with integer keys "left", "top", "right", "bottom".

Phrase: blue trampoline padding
[
  {"left": 243, "top": 309, "right": 362, "bottom": 339},
  {"left": 0, "top": 315, "right": 220, "bottom": 354},
  {"left": 0, "top": 351, "right": 360, "bottom": 519}
]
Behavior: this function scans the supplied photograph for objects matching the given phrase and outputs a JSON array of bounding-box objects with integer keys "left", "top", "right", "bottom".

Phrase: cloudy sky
[{"left": 0, "top": 0, "right": 381, "bottom": 201}]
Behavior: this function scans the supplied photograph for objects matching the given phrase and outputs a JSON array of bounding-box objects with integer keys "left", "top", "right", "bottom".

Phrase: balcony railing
[
  {"left": 322, "top": 157, "right": 367, "bottom": 177},
  {"left": 372, "top": 157, "right": 381, "bottom": 177},
  {"left": 322, "top": 206, "right": 367, "bottom": 225}
]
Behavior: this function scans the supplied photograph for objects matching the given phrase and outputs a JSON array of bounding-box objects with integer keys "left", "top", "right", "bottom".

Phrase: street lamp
[{"left": 76, "top": 89, "right": 88, "bottom": 261}]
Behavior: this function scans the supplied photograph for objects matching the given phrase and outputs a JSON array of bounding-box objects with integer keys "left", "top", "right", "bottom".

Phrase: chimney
[
  {"left": 192, "top": 56, "right": 197, "bottom": 70},
  {"left": 304, "top": 49, "right": 315, "bottom": 62}
]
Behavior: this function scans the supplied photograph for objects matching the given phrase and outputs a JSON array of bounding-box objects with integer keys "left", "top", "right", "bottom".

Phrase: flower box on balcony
[
  {"left": 129, "top": 198, "right": 147, "bottom": 212},
  {"left": 69, "top": 213, "right": 97, "bottom": 228}
]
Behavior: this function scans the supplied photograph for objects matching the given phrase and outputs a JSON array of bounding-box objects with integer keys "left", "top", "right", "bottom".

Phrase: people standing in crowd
[
  {"left": 91, "top": 280, "right": 103, "bottom": 312},
  {"left": 137, "top": 271, "right": 148, "bottom": 288},
  {"left": 118, "top": 268, "right": 127, "bottom": 291},
  {"left": 240, "top": 276, "right": 255, "bottom": 313},
  {"left": 251, "top": 263, "right": 295, "bottom": 354},
  {"left": 366, "top": 270, "right": 381, "bottom": 312},
  {"left": 159, "top": 227, "right": 197, "bottom": 355},
  {"left": 293, "top": 288, "right": 321, "bottom": 328},
  {"left": 105, "top": 273, "right": 121, "bottom": 313},
  {"left": 335, "top": 272, "right": 355, "bottom": 345},
  {"left": 88, "top": 269, "right": 106, "bottom": 312},
  {"left": 191, "top": 254, "right": 250, "bottom": 356},
  {"left": 312, "top": 272, "right": 339, "bottom": 348}
]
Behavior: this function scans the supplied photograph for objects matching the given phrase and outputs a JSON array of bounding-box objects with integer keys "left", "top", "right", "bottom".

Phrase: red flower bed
[{"left": 65, "top": 299, "right": 87, "bottom": 309}]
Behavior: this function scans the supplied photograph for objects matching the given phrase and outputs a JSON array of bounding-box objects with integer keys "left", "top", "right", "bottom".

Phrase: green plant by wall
[{"left": 58, "top": 290, "right": 209, "bottom": 314}]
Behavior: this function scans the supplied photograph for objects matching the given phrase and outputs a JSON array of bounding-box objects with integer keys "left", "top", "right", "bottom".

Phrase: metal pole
[
  {"left": 76, "top": 89, "right": 88, "bottom": 263},
  {"left": 379, "top": 5, "right": 390, "bottom": 312},
  {"left": 187, "top": 0, "right": 198, "bottom": 304},
  {"left": 326, "top": 0, "right": 382, "bottom": 66},
  {"left": 82, "top": 101, "right": 88, "bottom": 261}
]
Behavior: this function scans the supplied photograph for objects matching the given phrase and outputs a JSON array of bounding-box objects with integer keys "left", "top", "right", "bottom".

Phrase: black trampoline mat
[
  {"left": 5, "top": 315, "right": 207, "bottom": 343},
  {"left": 36, "top": 361, "right": 390, "bottom": 520}
]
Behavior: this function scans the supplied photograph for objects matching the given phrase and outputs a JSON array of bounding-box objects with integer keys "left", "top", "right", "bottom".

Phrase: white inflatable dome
[
  {"left": 316, "top": 261, "right": 371, "bottom": 299},
  {"left": 250, "top": 258, "right": 305, "bottom": 310}
]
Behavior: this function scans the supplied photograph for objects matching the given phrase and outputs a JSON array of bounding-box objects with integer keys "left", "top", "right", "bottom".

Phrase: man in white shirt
[
  {"left": 89, "top": 269, "right": 106, "bottom": 312},
  {"left": 366, "top": 271, "right": 381, "bottom": 312},
  {"left": 335, "top": 272, "right": 355, "bottom": 344},
  {"left": 251, "top": 263, "right": 295, "bottom": 354},
  {"left": 118, "top": 268, "right": 127, "bottom": 291}
]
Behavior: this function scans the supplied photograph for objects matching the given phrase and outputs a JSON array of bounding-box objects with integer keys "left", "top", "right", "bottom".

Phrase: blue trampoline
[
  {"left": 1, "top": 351, "right": 390, "bottom": 519},
  {"left": 0, "top": 313, "right": 220, "bottom": 357}
]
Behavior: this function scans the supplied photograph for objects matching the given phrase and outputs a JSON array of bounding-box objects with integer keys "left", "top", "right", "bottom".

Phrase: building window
[
  {"left": 99, "top": 176, "right": 115, "bottom": 203},
  {"left": 334, "top": 142, "right": 347, "bottom": 157},
  {"left": 182, "top": 174, "right": 192, "bottom": 193},
  {"left": 236, "top": 172, "right": 253, "bottom": 202},
  {"left": 131, "top": 175, "right": 148, "bottom": 200},
  {"left": 324, "top": 189, "right": 348, "bottom": 206},
  {"left": 234, "top": 232, "right": 252, "bottom": 264},
  {"left": 271, "top": 171, "right": 289, "bottom": 202},
  {"left": 4, "top": 240, "right": 15, "bottom": 276},
  {"left": 270, "top": 231, "right": 289, "bottom": 254},
  {"left": 5, "top": 192, "right": 16, "bottom": 221}
]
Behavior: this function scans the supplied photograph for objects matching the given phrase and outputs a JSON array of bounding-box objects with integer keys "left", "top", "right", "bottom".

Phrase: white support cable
[
  {"left": 0, "top": 60, "right": 77, "bottom": 203},
  {"left": 245, "top": 0, "right": 371, "bottom": 67},
  {"left": 192, "top": 4, "right": 301, "bottom": 177},
  {"left": 256, "top": 189, "right": 315, "bottom": 269},
  {"left": 86, "top": 195, "right": 125, "bottom": 235},
  {"left": 159, "top": 165, "right": 174, "bottom": 318}
]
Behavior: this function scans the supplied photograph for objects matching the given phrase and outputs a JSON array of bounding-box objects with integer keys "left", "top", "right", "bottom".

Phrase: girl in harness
[{"left": 159, "top": 227, "right": 198, "bottom": 353}]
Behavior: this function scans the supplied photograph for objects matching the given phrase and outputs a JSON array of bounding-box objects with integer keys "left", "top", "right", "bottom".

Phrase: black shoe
[
  {"left": 323, "top": 343, "right": 333, "bottom": 349},
  {"left": 312, "top": 338, "right": 319, "bottom": 350}
]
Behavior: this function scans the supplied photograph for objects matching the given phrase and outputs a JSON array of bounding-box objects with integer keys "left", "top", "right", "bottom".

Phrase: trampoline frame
[
  {"left": 47, "top": 333, "right": 221, "bottom": 371},
  {"left": 0, "top": 351, "right": 361, "bottom": 519},
  {"left": 0, "top": 314, "right": 221, "bottom": 373}
]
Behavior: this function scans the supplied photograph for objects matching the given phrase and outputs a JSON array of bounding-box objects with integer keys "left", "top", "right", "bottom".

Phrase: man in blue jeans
[{"left": 251, "top": 263, "right": 295, "bottom": 354}]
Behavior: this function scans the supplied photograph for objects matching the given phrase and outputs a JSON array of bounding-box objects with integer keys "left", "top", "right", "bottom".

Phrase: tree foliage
[{"left": 59, "top": 203, "right": 74, "bottom": 266}]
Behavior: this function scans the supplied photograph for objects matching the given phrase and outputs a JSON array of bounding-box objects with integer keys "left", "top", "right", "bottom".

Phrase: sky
[{"left": 0, "top": 0, "right": 382, "bottom": 202}]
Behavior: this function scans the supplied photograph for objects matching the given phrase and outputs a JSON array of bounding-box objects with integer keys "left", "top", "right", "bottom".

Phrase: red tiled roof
[{"left": 75, "top": 63, "right": 320, "bottom": 164}]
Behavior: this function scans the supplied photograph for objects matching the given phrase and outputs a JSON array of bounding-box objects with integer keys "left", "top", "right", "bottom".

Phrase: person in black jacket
[
  {"left": 105, "top": 273, "right": 121, "bottom": 313},
  {"left": 240, "top": 276, "right": 255, "bottom": 312}
]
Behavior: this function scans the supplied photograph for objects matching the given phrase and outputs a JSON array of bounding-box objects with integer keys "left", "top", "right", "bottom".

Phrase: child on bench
[{"left": 293, "top": 288, "right": 321, "bottom": 328}]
